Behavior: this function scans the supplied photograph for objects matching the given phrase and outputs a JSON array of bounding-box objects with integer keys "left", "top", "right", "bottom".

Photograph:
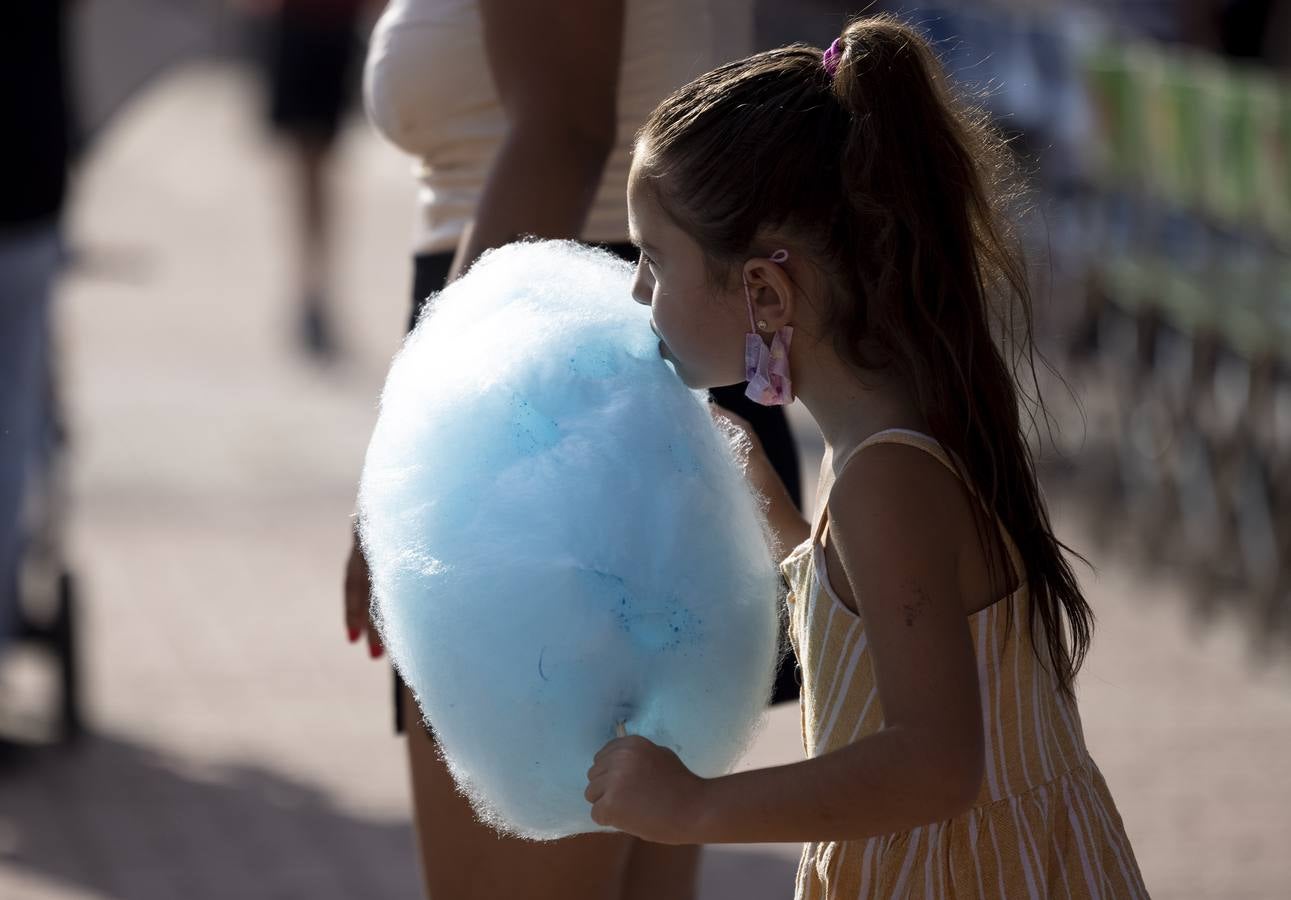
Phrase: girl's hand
[{"left": 585, "top": 735, "right": 708, "bottom": 844}]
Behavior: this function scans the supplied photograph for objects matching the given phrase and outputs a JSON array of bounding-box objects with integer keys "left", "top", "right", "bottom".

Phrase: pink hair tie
[{"left": 822, "top": 37, "right": 843, "bottom": 76}]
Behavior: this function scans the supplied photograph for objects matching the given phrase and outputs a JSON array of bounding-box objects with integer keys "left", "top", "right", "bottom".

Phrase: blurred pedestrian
[
  {"left": 0, "top": 1, "right": 73, "bottom": 646},
  {"left": 254, "top": 0, "right": 370, "bottom": 360}
]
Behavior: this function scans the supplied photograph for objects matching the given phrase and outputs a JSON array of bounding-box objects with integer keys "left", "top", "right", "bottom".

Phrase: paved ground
[{"left": 1, "top": 64, "right": 1289, "bottom": 899}]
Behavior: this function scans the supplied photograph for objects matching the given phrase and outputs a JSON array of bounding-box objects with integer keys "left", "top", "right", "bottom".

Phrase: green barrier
[
  {"left": 1216, "top": 257, "right": 1270, "bottom": 359},
  {"left": 1081, "top": 40, "right": 1289, "bottom": 352},
  {"left": 1250, "top": 73, "right": 1291, "bottom": 243},
  {"left": 1157, "top": 52, "right": 1209, "bottom": 210},
  {"left": 1083, "top": 40, "right": 1288, "bottom": 233},
  {"left": 1199, "top": 58, "right": 1262, "bottom": 227},
  {"left": 1275, "top": 261, "right": 1291, "bottom": 366},
  {"left": 1162, "top": 262, "right": 1215, "bottom": 336},
  {"left": 1099, "top": 252, "right": 1163, "bottom": 319},
  {"left": 1083, "top": 42, "right": 1146, "bottom": 189},
  {"left": 1199, "top": 255, "right": 1291, "bottom": 364}
]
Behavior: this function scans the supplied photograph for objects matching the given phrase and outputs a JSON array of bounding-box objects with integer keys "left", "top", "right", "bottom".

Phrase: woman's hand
[
  {"left": 343, "top": 524, "right": 384, "bottom": 659},
  {"left": 585, "top": 735, "right": 708, "bottom": 845}
]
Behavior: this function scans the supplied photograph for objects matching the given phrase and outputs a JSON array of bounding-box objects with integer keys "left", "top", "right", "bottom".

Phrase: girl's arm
[
  {"left": 586, "top": 444, "right": 986, "bottom": 844},
  {"left": 449, "top": 0, "right": 625, "bottom": 280}
]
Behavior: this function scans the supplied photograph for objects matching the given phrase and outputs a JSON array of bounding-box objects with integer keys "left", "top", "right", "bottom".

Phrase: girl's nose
[{"left": 630, "top": 268, "right": 652, "bottom": 307}]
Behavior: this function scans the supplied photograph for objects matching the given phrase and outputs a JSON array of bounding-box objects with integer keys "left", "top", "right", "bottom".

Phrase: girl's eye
[{"left": 638, "top": 250, "right": 655, "bottom": 269}]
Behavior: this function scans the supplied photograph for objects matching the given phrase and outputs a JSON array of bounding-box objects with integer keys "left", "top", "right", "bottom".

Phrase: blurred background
[{"left": 0, "top": 0, "right": 1289, "bottom": 897}]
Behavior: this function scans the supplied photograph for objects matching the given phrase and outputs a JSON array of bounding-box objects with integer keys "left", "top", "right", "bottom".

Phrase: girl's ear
[{"left": 741, "top": 256, "right": 796, "bottom": 332}]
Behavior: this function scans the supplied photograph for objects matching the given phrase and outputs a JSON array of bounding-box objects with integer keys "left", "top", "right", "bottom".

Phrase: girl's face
[{"left": 627, "top": 165, "right": 749, "bottom": 390}]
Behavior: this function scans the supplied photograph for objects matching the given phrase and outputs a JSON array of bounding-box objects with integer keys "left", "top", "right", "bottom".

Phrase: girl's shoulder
[
  {"left": 826, "top": 436, "right": 979, "bottom": 556},
  {"left": 822, "top": 433, "right": 1007, "bottom": 617}
]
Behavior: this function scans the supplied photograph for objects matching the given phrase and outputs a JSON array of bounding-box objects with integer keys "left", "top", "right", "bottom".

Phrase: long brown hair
[{"left": 637, "top": 14, "right": 1093, "bottom": 698}]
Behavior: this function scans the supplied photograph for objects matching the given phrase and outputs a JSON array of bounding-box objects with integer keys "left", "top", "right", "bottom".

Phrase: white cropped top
[{"left": 363, "top": 0, "right": 752, "bottom": 253}]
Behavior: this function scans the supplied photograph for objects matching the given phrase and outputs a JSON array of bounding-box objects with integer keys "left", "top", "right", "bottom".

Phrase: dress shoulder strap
[
  {"left": 810, "top": 429, "right": 945, "bottom": 542},
  {"left": 810, "top": 429, "right": 1025, "bottom": 585},
  {"left": 847, "top": 428, "right": 959, "bottom": 476}
]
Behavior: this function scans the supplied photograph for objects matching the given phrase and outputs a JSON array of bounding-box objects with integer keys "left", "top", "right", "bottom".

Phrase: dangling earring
[{"left": 743, "top": 249, "right": 794, "bottom": 406}]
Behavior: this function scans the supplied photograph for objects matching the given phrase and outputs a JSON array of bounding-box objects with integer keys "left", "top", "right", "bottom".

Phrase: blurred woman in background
[{"left": 344, "top": 2, "right": 793, "bottom": 898}]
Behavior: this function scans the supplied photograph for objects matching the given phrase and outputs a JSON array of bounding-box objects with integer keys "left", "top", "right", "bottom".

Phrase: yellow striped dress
[{"left": 780, "top": 429, "right": 1149, "bottom": 899}]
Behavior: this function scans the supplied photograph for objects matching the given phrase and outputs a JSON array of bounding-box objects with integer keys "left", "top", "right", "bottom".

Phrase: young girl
[{"left": 585, "top": 16, "right": 1150, "bottom": 898}]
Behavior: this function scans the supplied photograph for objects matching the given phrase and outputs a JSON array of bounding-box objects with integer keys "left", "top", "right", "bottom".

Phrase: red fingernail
[
  {"left": 347, "top": 626, "right": 360, "bottom": 643},
  {"left": 369, "top": 643, "right": 382, "bottom": 659}
]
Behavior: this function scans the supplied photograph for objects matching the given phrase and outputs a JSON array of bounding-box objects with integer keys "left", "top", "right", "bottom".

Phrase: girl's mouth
[{"left": 649, "top": 322, "right": 670, "bottom": 359}]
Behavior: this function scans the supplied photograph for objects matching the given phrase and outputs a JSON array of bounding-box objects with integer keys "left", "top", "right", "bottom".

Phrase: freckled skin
[{"left": 902, "top": 586, "right": 930, "bottom": 627}]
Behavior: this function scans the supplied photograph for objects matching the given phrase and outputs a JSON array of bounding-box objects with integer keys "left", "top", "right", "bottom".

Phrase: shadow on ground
[
  {"left": 0, "top": 733, "right": 420, "bottom": 900},
  {"left": 0, "top": 731, "right": 799, "bottom": 900}
]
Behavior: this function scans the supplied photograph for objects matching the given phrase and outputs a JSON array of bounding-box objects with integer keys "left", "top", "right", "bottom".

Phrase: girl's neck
[{"left": 792, "top": 344, "right": 927, "bottom": 458}]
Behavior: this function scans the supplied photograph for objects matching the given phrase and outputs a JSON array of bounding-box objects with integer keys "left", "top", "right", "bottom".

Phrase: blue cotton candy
[{"left": 358, "top": 240, "right": 779, "bottom": 840}]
